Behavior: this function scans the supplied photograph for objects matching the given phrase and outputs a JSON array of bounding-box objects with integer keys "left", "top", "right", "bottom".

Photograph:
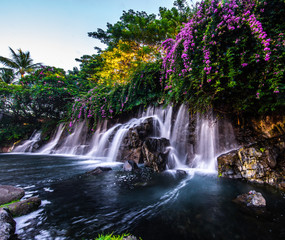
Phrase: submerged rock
[
  {"left": 5, "top": 197, "right": 41, "bottom": 217},
  {"left": 86, "top": 167, "right": 112, "bottom": 175},
  {"left": 0, "top": 185, "right": 25, "bottom": 205},
  {"left": 0, "top": 208, "right": 16, "bottom": 240},
  {"left": 142, "top": 137, "right": 170, "bottom": 172},
  {"left": 123, "top": 236, "right": 138, "bottom": 240},
  {"left": 123, "top": 160, "right": 139, "bottom": 171},
  {"left": 234, "top": 190, "right": 266, "bottom": 207}
]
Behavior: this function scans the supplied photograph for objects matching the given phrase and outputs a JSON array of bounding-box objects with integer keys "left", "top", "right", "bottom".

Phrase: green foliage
[
  {"left": 68, "top": 61, "right": 163, "bottom": 129},
  {"left": 95, "top": 233, "right": 127, "bottom": 240},
  {"left": 0, "top": 68, "right": 15, "bottom": 84},
  {"left": 88, "top": 0, "right": 192, "bottom": 50},
  {"left": 0, "top": 47, "right": 41, "bottom": 78}
]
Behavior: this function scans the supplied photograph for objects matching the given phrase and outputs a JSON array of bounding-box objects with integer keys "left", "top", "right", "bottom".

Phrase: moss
[{"left": 0, "top": 199, "right": 20, "bottom": 208}]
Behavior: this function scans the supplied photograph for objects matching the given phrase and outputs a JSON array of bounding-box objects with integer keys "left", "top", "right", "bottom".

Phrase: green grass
[{"left": 94, "top": 233, "right": 140, "bottom": 240}]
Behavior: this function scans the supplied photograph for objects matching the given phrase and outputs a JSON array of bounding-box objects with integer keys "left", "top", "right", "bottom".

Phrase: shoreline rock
[
  {"left": 0, "top": 208, "right": 17, "bottom": 240},
  {"left": 5, "top": 197, "right": 41, "bottom": 217},
  {"left": 217, "top": 136, "right": 285, "bottom": 190},
  {"left": 0, "top": 185, "right": 25, "bottom": 206}
]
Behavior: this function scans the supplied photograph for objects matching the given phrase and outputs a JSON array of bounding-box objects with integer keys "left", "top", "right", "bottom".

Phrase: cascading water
[
  {"left": 38, "top": 123, "right": 65, "bottom": 154},
  {"left": 191, "top": 113, "right": 238, "bottom": 171},
  {"left": 16, "top": 104, "right": 237, "bottom": 171},
  {"left": 13, "top": 131, "right": 42, "bottom": 153}
]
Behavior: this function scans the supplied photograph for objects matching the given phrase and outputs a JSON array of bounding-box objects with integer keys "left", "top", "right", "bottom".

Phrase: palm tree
[
  {"left": 0, "top": 47, "right": 42, "bottom": 78},
  {"left": 0, "top": 68, "right": 15, "bottom": 84}
]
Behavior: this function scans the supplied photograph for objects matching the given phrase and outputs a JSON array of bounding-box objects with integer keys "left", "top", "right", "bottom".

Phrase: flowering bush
[
  {"left": 162, "top": 0, "right": 284, "bottom": 114},
  {"left": 68, "top": 61, "right": 163, "bottom": 129}
]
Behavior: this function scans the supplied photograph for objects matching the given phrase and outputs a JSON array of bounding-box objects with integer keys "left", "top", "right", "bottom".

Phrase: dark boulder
[
  {"left": 86, "top": 167, "right": 112, "bottom": 175},
  {"left": 142, "top": 137, "right": 170, "bottom": 172},
  {"left": 6, "top": 197, "right": 41, "bottom": 217},
  {"left": 0, "top": 208, "right": 16, "bottom": 240},
  {"left": 0, "top": 185, "right": 25, "bottom": 205},
  {"left": 119, "top": 117, "right": 154, "bottom": 164}
]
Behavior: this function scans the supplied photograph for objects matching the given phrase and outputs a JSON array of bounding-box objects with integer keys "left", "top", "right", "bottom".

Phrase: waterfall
[
  {"left": 17, "top": 104, "right": 237, "bottom": 172},
  {"left": 169, "top": 105, "right": 189, "bottom": 166},
  {"left": 191, "top": 113, "right": 238, "bottom": 171},
  {"left": 55, "top": 121, "right": 88, "bottom": 155},
  {"left": 38, "top": 123, "right": 64, "bottom": 154},
  {"left": 13, "top": 131, "right": 42, "bottom": 153}
]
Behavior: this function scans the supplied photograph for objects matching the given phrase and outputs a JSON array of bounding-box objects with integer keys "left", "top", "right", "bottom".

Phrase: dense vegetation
[{"left": 0, "top": 0, "right": 284, "bottom": 145}]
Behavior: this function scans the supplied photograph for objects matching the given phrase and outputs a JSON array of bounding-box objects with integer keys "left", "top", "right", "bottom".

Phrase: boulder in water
[
  {"left": 86, "top": 167, "right": 112, "bottom": 175},
  {"left": 123, "top": 160, "right": 139, "bottom": 171},
  {"left": 0, "top": 208, "right": 17, "bottom": 240},
  {"left": 234, "top": 190, "right": 266, "bottom": 207},
  {"left": 0, "top": 185, "right": 25, "bottom": 205},
  {"left": 5, "top": 197, "right": 41, "bottom": 217},
  {"left": 142, "top": 137, "right": 170, "bottom": 172}
]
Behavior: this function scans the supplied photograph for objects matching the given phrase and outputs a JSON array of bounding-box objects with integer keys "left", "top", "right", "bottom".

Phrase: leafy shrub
[{"left": 162, "top": 0, "right": 284, "bottom": 114}]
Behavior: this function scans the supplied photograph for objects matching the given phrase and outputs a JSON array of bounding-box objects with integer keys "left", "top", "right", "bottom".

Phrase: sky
[{"left": 0, "top": 0, "right": 192, "bottom": 71}]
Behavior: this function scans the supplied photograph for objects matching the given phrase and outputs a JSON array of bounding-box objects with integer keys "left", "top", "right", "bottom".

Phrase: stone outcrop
[
  {"left": 233, "top": 190, "right": 266, "bottom": 207},
  {"left": 0, "top": 208, "right": 17, "bottom": 240},
  {"left": 251, "top": 115, "right": 285, "bottom": 138},
  {"left": 0, "top": 185, "right": 25, "bottom": 205},
  {"left": 142, "top": 137, "right": 170, "bottom": 172},
  {"left": 218, "top": 136, "right": 285, "bottom": 190},
  {"left": 119, "top": 117, "right": 153, "bottom": 164}
]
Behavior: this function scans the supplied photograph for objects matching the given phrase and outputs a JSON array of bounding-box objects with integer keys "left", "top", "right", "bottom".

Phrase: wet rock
[
  {"left": 5, "top": 197, "right": 41, "bottom": 217},
  {"left": 123, "top": 236, "right": 138, "bottom": 240},
  {"left": 142, "top": 137, "right": 170, "bottom": 172},
  {"left": 123, "top": 160, "right": 139, "bottom": 171},
  {"left": 0, "top": 208, "right": 16, "bottom": 240},
  {"left": 86, "top": 167, "right": 112, "bottom": 175},
  {"left": 176, "top": 170, "right": 188, "bottom": 178},
  {"left": 217, "top": 136, "right": 285, "bottom": 190},
  {"left": 0, "top": 185, "right": 25, "bottom": 205},
  {"left": 234, "top": 190, "right": 266, "bottom": 207},
  {"left": 119, "top": 117, "right": 154, "bottom": 164}
]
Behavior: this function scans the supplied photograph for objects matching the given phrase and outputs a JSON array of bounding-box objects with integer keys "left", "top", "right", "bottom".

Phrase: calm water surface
[{"left": 0, "top": 153, "right": 284, "bottom": 240}]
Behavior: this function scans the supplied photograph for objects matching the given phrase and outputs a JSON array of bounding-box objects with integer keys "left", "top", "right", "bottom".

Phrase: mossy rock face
[
  {"left": 0, "top": 185, "right": 25, "bottom": 205},
  {"left": 4, "top": 197, "right": 41, "bottom": 217},
  {"left": 217, "top": 136, "right": 285, "bottom": 190}
]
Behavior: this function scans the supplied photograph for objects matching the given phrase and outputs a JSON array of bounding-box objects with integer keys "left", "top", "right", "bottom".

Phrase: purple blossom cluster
[{"left": 162, "top": 0, "right": 272, "bottom": 84}]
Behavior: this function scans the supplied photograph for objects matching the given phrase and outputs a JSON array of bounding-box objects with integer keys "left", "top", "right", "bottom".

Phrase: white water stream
[
  {"left": 13, "top": 105, "right": 237, "bottom": 171},
  {"left": 13, "top": 131, "right": 42, "bottom": 153}
]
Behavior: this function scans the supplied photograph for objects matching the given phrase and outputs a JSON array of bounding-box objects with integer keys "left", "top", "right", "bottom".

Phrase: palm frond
[{"left": 0, "top": 56, "right": 18, "bottom": 68}]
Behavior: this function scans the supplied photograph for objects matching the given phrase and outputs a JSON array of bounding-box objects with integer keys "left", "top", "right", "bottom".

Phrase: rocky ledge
[
  {"left": 0, "top": 185, "right": 42, "bottom": 240},
  {"left": 218, "top": 136, "right": 285, "bottom": 190}
]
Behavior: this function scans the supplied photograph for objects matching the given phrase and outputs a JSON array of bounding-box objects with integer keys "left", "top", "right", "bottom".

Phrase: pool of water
[{"left": 0, "top": 153, "right": 284, "bottom": 240}]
